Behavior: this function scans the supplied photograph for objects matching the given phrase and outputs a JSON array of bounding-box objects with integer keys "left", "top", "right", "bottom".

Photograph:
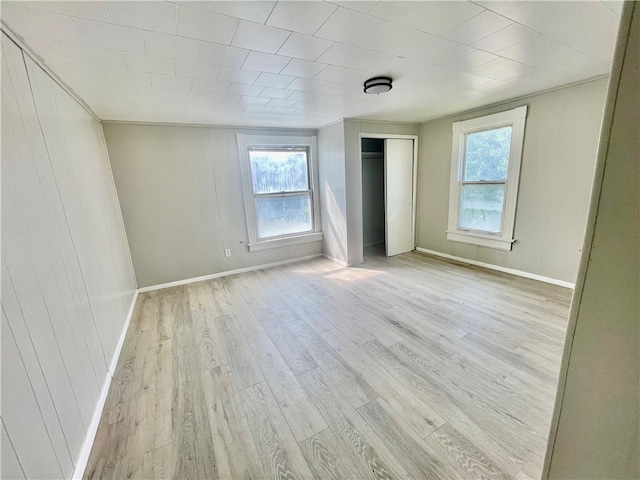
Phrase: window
[
  {"left": 237, "top": 135, "right": 322, "bottom": 251},
  {"left": 447, "top": 106, "right": 527, "bottom": 251}
]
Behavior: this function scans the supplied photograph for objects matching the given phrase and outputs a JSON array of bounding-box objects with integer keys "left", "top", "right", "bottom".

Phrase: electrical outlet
[{"left": 225, "top": 249, "right": 231, "bottom": 258}]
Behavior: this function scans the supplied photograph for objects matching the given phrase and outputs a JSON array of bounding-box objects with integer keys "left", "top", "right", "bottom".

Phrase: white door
[{"left": 384, "top": 139, "right": 414, "bottom": 257}]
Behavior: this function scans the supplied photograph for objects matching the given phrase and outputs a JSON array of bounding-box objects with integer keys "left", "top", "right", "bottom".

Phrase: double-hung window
[
  {"left": 447, "top": 106, "right": 527, "bottom": 251},
  {"left": 237, "top": 135, "right": 322, "bottom": 252}
]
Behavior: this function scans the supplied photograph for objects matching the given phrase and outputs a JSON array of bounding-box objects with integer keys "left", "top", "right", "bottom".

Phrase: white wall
[
  {"left": 103, "top": 123, "right": 322, "bottom": 287},
  {"left": 417, "top": 78, "right": 608, "bottom": 283},
  {"left": 317, "top": 120, "right": 348, "bottom": 265},
  {"left": 1, "top": 33, "right": 136, "bottom": 480},
  {"left": 546, "top": 2, "right": 639, "bottom": 477},
  {"left": 344, "top": 120, "right": 420, "bottom": 265}
]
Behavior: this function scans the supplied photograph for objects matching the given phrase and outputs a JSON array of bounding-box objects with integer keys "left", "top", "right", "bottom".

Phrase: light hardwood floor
[{"left": 85, "top": 249, "right": 571, "bottom": 480}]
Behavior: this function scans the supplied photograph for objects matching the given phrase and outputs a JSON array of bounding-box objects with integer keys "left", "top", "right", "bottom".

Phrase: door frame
[{"left": 359, "top": 133, "right": 419, "bottom": 259}]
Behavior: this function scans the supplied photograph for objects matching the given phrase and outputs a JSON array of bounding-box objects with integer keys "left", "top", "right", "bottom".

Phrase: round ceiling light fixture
[{"left": 363, "top": 76, "right": 392, "bottom": 94}]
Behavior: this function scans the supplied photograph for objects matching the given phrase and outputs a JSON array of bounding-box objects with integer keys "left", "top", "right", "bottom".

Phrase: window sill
[
  {"left": 446, "top": 230, "right": 515, "bottom": 251},
  {"left": 248, "top": 232, "right": 323, "bottom": 252}
]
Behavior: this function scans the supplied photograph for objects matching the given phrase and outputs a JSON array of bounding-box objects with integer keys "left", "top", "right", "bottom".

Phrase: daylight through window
[
  {"left": 447, "top": 106, "right": 527, "bottom": 251},
  {"left": 249, "top": 148, "right": 313, "bottom": 239},
  {"left": 237, "top": 134, "right": 322, "bottom": 252}
]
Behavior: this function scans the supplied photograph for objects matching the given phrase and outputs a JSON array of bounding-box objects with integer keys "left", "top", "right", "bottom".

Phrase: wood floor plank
[
  {"left": 357, "top": 398, "right": 464, "bottom": 480},
  {"left": 361, "top": 339, "right": 533, "bottom": 474},
  {"left": 201, "top": 364, "right": 265, "bottom": 480},
  {"left": 172, "top": 350, "right": 218, "bottom": 480},
  {"left": 125, "top": 443, "right": 172, "bottom": 480},
  {"left": 297, "top": 367, "right": 411, "bottom": 480},
  {"left": 216, "top": 314, "right": 265, "bottom": 391},
  {"left": 188, "top": 281, "right": 228, "bottom": 370},
  {"left": 428, "top": 423, "right": 512, "bottom": 480},
  {"left": 239, "top": 382, "right": 314, "bottom": 480},
  {"left": 260, "top": 315, "right": 319, "bottom": 376},
  {"left": 286, "top": 319, "right": 378, "bottom": 409},
  {"left": 85, "top": 251, "right": 571, "bottom": 480},
  {"left": 299, "top": 428, "right": 364, "bottom": 480},
  {"left": 319, "top": 328, "right": 445, "bottom": 439},
  {"left": 246, "top": 333, "right": 327, "bottom": 443}
]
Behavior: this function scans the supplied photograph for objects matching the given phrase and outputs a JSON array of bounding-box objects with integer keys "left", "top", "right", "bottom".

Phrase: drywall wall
[
  {"left": 1, "top": 32, "right": 136, "bottom": 480},
  {"left": 417, "top": 77, "right": 609, "bottom": 283},
  {"left": 317, "top": 120, "right": 348, "bottom": 264},
  {"left": 344, "top": 120, "right": 420, "bottom": 265},
  {"left": 362, "top": 139, "right": 385, "bottom": 247},
  {"left": 103, "top": 123, "right": 322, "bottom": 287},
  {"left": 546, "top": 2, "right": 639, "bottom": 478}
]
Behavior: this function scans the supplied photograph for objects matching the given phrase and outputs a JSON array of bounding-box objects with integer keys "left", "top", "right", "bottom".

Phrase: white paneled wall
[
  {"left": 102, "top": 123, "right": 322, "bottom": 288},
  {"left": 317, "top": 121, "right": 348, "bottom": 265},
  {"left": 1, "top": 32, "right": 136, "bottom": 479}
]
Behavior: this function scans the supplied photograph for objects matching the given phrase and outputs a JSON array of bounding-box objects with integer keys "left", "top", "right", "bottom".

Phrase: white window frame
[
  {"left": 237, "top": 134, "right": 322, "bottom": 252},
  {"left": 447, "top": 105, "right": 527, "bottom": 251}
]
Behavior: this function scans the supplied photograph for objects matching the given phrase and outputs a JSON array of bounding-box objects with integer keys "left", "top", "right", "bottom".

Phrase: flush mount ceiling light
[{"left": 363, "top": 76, "right": 392, "bottom": 94}]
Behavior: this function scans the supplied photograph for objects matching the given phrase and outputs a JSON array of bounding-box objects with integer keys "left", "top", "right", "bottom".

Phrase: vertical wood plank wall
[
  {"left": 1, "top": 33, "right": 137, "bottom": 479},
  {"left": 317, "top": 121, "right": 348, "bottom": 265}
]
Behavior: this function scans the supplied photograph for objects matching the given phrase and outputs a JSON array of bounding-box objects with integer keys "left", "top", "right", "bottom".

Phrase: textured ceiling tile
[
  {"left": 217, "top": 66, "right": 261, "bottom": 85},
  {"left": 197, "top": 42, "right": 250, "bottom": 68},
  {"left": 205, "top": 1, "right": 276, "bottom": 24},
  {"left": 6, "top": 0, "right": 621, "bottom": 126},
  {"left": 150, "top": 73, "right": 192, "bottom": 90},
  {"left": 231, "top": 20, "right": 290, "bottom": 54},
  {"left": 2, "top": 3, "right": 81, "bottom": 42},
  {"left": 144, "top": 31, "right": 201, "bottom": 60},
  {"left": 315, "top": 7, "right": 382, "bottom": 45},
  {"left": 74, "top": 18, "right": 145, "bottom": 52},
  {"left": 258, "top": 87, "right": 295, "bottom": 99},
  {"left": 105, "top": 1, "right": 177, "bottom": 34},
  {"left": 124, "top": 52, "right": 176, "bottom": 75},
  {"left": 176, "top": 5, "right": 239, "bottom": 44},
  {"left": 242, "top": 51, "right": 291, "bottom": 74},
  {"left": 176, "top": 60, "right": 221, "bottom": 81},
  {"left": 27, "top": 1, "right": 110, "bottom": 22},
  {"left": 287, "top": 78, "right": 326, "bottom": 92},
  {"left": 280, "top": 58, "right": 328, "bottom": 78},
  {"left": 277, "top": 33, "right": 333, "bottom": 61},
  {"left": 253, "top": 72, "right": 296, "bottom": 88},
  {"left": 192, "top": 78, "right": 232, "bottom": 94},
  {"left": 266, "top": 1, "right": 337, "bottom": 35}
]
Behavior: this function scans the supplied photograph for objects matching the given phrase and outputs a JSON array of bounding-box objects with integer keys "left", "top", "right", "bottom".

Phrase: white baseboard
[
  {"left": 415, "top": 247, "right": 575, "bottom": 289},
  {"left": 138, "top": 254, "right": 322, "bottom": 293},
  {"left": 322, "top": 253, "right": 348, "bottom": 266},
  {"left": 72, "top": 290, "right": 139, "bottom": 480}
]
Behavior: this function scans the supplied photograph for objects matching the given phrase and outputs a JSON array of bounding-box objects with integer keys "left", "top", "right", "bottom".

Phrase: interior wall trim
[
  {"left": 72, "top": 290, "right": 138, "bottom": 480},
  {"left": 415, "top": 247, "right": 575, "bottom": 289},
  {"left": 137, "top": 254, "right": 322, "bottom": 293}
]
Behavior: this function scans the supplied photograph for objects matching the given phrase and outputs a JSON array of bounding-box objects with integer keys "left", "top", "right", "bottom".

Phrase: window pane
[
  {"left": 459, "top": 184, "right": 505, "bottom": 233},
  {"left": 464, "top": 126, "right": 512, "bottom": 181},
  {"left": 249, "top": 150, "right": 309, "bottom": 194},
  {"left": 256, "top": 194, "right": 312, "bottom": 239}
]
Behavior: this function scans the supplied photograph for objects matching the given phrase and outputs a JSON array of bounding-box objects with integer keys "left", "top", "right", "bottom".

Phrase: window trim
[
  {"left": 447, "top": 106, "right": 527, "bottom": 251},
  {"left": 237, "top": 134, "right": 322, "bottom": 252}
]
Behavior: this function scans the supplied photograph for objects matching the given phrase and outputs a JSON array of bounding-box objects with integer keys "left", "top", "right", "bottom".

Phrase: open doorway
[
  {"left": 362, "top": 138, "right": 385, "bottom": 256},
  {"left": 361, "top": 135, "right": 417, "bottom": 259}
]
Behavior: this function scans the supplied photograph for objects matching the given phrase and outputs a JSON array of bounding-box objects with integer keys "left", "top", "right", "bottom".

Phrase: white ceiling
[{"left": 2, "top": 1, "right": 622, "bottom": 128}]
